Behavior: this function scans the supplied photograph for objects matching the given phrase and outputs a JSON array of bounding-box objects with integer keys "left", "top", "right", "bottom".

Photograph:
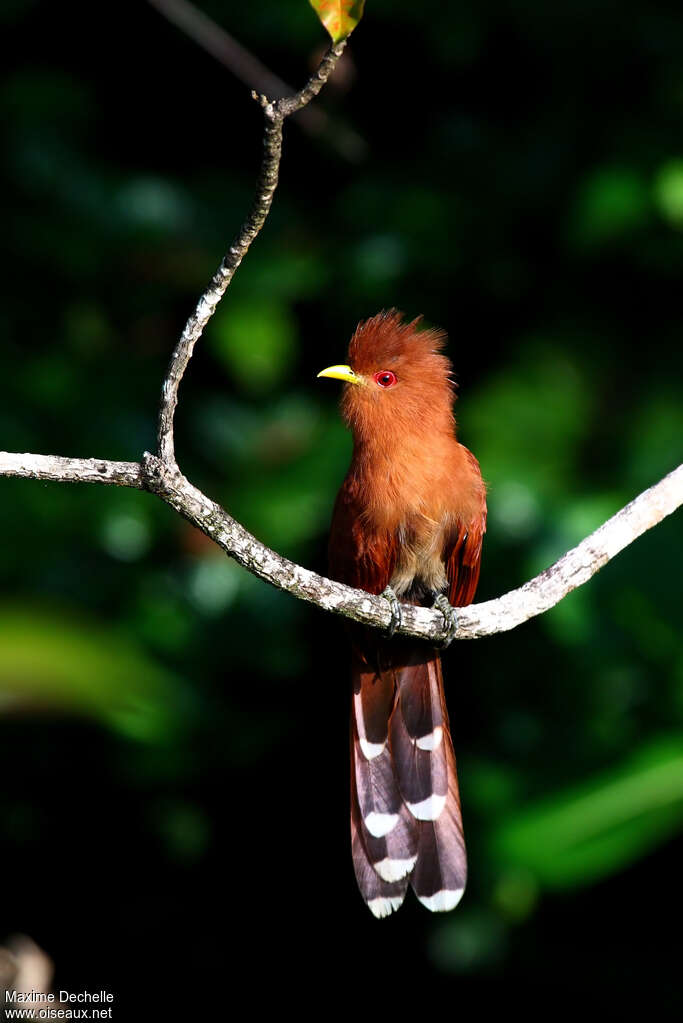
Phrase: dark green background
[{"left": 1, "top": 0, "right": 681, "bottom": 1010}]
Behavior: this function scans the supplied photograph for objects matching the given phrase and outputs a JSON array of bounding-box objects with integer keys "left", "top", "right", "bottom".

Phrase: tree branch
[
  {"left": 155, "top": 39, "right": 347, "bottom": 466},
  {"left": 1, "top": 31, "right": 680, "bottom": 650},
  {"left": 1, "top": 450, "right": 680, "bottom": 645},
  {"left": 0, "top": 452, "right": 144, "bottom": 489}
]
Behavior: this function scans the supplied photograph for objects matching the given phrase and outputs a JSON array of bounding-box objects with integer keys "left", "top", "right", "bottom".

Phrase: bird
[{"left": 318, "top": 310, "right": 487, "bottom": 918}]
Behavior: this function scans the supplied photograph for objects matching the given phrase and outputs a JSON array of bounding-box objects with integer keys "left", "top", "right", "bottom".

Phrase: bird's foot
[
  {"left": 381, "top": 586, "right": 403, "bottom": 637},
  {"left": 432, "top": 593, "right": 458, "bottom": 648}
]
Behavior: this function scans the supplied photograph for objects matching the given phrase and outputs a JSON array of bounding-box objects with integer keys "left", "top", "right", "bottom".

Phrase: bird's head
[{"left": 318, "top": 310, "right": 456, "bottom": 443}]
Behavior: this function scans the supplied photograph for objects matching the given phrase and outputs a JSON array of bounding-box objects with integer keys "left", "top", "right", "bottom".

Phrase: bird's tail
[{"left": 350, "top": 644, "right": 466, "bottom": 918}]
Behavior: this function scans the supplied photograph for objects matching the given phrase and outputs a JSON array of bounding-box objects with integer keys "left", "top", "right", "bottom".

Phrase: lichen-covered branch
[
  {"left": 1, "top": 450, "right": 680, "bottom": 645},
  {"left": 1, "top": 31, "right": 680, "bottom": 650},
  {"left": 0, "top": 451, "right": 144, "bottom": 489},
  {"left": 155, "top": 38, "right": 347, "bottom": 466}
]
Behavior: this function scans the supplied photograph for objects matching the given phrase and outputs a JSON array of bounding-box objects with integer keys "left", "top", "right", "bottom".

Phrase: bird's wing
[
  {"left": 328, "top": 481, "right": 399, "bottom": 595},
  {"left": 445, "top": 449, "right": 487, "bottom": 607}
]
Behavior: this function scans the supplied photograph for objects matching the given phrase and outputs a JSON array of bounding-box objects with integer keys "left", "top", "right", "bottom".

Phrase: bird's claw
[
  {"left": 381, "top": 586, "right": 403, "bottom": 637},
  {"left": 433, "top": 593, "right": 458, "bottom": 648}
]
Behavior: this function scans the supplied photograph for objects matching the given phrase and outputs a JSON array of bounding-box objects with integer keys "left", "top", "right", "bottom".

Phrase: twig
[
  {"left": 156, "top": 39, "right": 347, "bottom": 466},
  {"left": 146, "top": 0, "right": 365, "bottom": 161},
  {"left": 1, "top": 451, "right": 680, "bottom": 644}
]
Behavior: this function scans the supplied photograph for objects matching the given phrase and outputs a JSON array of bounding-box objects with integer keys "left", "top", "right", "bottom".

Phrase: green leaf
[
  {"left": 569, "top": 166, "right": 650, "bottom": 247},
  {"left": 210, "top": 300, "right": 296, "bottom": 395},
  {"left": 309, "top": 0, "right": 365, "bottom": 42},
  {"left": 654, "top": 159, "right": 683, "bottom": 226},
  {"left": 465, "top": 345, "right": 591, "bottom": 507},
  {"left": 491, "top": 738, "right": 683, "bottom": 888},
  {"left": 0, "top": 607, "right": 188, "bottom": 741}
]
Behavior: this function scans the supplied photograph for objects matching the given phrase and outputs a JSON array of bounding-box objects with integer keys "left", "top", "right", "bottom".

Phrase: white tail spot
[
  {"left": 406, "top": 793, "right": 447, "bottom": 821},
  {"left": 359, "top": 737, "right": 385, "bottom": 760},
  {"left": 416, "top": 726, "right": 443, "bottom": 751},
  {"left": 364, "top": 811, "right": 399, "bottom": 838},
  {"left": 374, "top": 855, "right": 417, "bottom": 883},
  {"left": 367, "top": 895, "right": 405, "bottom": 919},
  {"left": 417, "top": 888, "right": 465, "bottom": 912}
]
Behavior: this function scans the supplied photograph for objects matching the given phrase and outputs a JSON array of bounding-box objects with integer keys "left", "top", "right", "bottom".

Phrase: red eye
[{"left": 373, "top": 370, "right": 397, "bottom": 388}]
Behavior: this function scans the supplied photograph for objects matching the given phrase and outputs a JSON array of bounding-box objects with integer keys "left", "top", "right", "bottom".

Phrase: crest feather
[{"left": 348, "top": 310, "right": 449, "bottom": 375}]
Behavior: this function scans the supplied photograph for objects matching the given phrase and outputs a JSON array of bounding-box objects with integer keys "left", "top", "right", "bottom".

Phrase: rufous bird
[{"left": 318, "top": 310, "right": 487, "bottom": 918}]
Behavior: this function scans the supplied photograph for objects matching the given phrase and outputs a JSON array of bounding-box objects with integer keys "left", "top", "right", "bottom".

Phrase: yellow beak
[{"left": 317, "top": 364, "right": 364, "bottom": 385}]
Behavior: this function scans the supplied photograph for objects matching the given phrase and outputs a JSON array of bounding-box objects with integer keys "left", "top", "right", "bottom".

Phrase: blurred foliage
[
  {"left": 0, "top": 0, "right": 681, "bottom": 1009},
  {"left": 0, "top": 606, "right": 189, "bottom": 740},
  {"left": 493, "top": 736, "right": 683, "bottom": 888}
]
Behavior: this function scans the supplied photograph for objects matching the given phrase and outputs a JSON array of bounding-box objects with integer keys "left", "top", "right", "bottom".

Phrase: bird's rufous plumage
[{"left": 321, "top": 310, "right": 486, "bottom": 917}]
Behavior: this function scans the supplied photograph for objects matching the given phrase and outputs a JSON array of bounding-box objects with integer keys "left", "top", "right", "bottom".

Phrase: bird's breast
[
  {"left": 363, "top": 468, "right": 452, "bottom": 598},
  {"left": 350, "top": 435, "right": 482, "bottom": 600},
  {"left": 390, "top": 516, "right": 449, "bottom": 598}
]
